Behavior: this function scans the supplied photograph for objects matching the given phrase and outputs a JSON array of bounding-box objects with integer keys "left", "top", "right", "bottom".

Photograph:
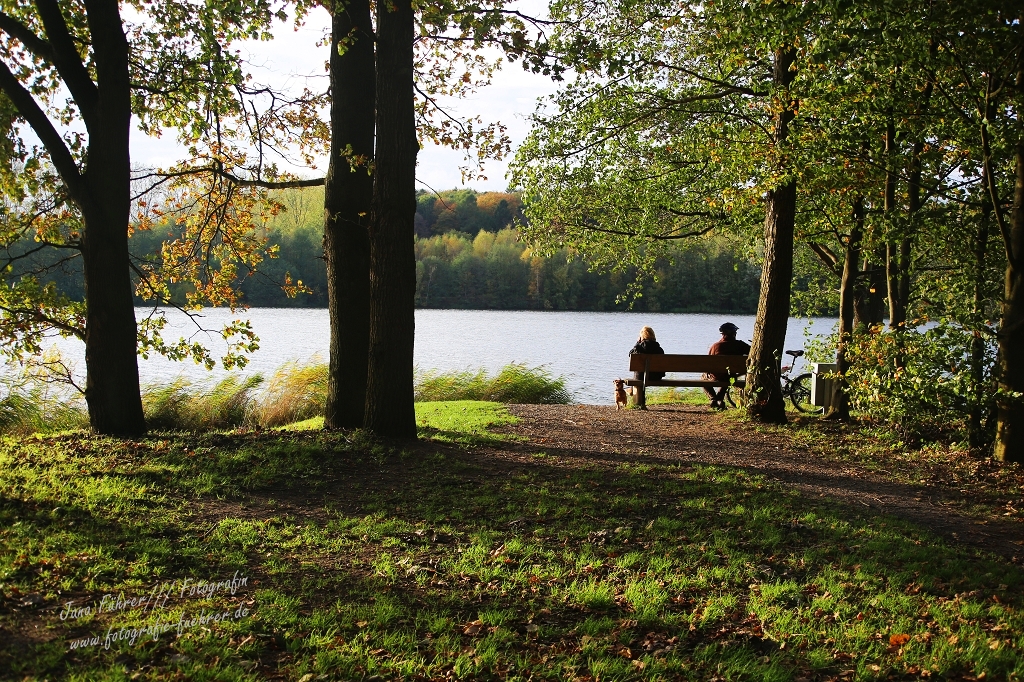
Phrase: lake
[{"left": 40, "top": 308, "right": 835, "bottom": 405}]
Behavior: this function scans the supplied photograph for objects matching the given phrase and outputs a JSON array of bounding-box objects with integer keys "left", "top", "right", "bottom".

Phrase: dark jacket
[
  {"left": 707, "top": 337, "right": 750, "bottom": 380},
  {"left": 630, "top": 338, "right": 665, "bottom": 381}
]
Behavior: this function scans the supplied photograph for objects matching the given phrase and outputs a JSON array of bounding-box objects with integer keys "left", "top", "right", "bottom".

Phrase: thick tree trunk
[
  {"left": 995, "top": 141, "right": 1024, "bottom": 463},
  {"left": 80, "top": 0, "right": 145, "bottom": 435},
  {"left": 323, "top": 0, "right": 375, "bottom": 429},
  {"left": 746, "top": 47, "right": 796, "bottom": 424},
  {"left": 364, "top": 0, "right": 418, "bottom": 438},
  {"left": 826, "top": 197, "right": 864, "bottom": 421}
]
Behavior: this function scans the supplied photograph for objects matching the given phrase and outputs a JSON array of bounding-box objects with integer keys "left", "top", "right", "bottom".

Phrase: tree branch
[
  {"left": 577, "top": 221, "right": 717, "bottom": 240},
  {"left": 980, "top": 80, "right": 1015, "bottom": 275},
  {"left": 0, "top": 303, "right": 85, "bottom": 339},
  {"left": 132, "top": 165, "right": 325, "bottom": 192},
  {"left": 0, "top": 11, "right": 55, "bottom": 62},
  {"left": 0, "top": 59, "right": 84, "bottom": 200},
  {"left": 33, "top": 0, "right": 98, "bottom": 125},
  {"left": 808, "top": 241, "right": 841, "bottom": 277}
]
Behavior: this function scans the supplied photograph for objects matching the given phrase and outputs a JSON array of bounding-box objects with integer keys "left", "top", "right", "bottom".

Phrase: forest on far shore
[{"left": 10, "top": 187, "right": 766, "bottom": 313}]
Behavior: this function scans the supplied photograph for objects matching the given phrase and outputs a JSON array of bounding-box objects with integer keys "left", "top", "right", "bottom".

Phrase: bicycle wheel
[{"left": 787, "top": 373, "right": 818, "bottom": 413}]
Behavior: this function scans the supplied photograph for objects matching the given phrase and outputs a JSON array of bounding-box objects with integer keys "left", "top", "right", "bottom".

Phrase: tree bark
[
  {"left": 364, "top": 0, "right": 418, "bottom": 438},
  {"left": 79, "top": 0, "right": 145, "bottom": 435},
  {"left": 746, "top": 47, "right": 796, "bottom": 424},
  {"left": 323, "top": 0, "right": 375, "bottom": 429},
  {"left": 994, "top": 140, "right": 1024, "bottom": 463},
  {"left": 970, "top": 180, "right": 991, "bottom": 447},
  {"left": 883, "top": 120, "right": 907, "bottom": 328},
  {"left": 855, "top": 248, "right": 887, "bottom": 327},
  {"left": 825, "top": 197, "right": 864, "bottom": 421},
  {"left": 887, "top": 71, "right": 933, "bottom": 330}
]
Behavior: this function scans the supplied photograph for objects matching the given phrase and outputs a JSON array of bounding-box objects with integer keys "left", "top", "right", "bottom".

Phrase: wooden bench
[{"left": 625, "top": 354, "right": 748, "bottom": 408}]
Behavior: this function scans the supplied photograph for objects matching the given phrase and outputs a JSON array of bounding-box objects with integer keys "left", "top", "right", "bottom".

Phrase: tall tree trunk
[
  {"left": 888, "top": 140, "right": 925, "bottom": 330},
  {"left": 970, "top": 183, "right": 991, "bottom": 447},
  {"left": 994, "top": 140, "right": 1024, "bottom": 463},
  {"left": 887, "top": 71, "right": 933, "bottom": 330},
  {"left": 364, "top": 0, "right": 418, "bottom": 438},
  {"left": 746, "top": 46, "right": 796, "bottom": 424},
  {"left": 826, "top": 197, "right": 864, "bottom": 421},
  {"left": 80, "top": 0, "right": 145, "bottom": 435},
  {"left": 883, "top": 121, "right": 907, "bottom": 328},
  {"left": 323, "top": 0, "right": 375, "bottom": 429},
  {"left": 856, "top": 248, "right": 888, "bottom": 327}
]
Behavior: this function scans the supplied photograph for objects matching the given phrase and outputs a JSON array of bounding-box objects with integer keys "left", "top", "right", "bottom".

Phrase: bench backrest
[{"left": 629, "top": 353, "right": 747, "bottom": 375}]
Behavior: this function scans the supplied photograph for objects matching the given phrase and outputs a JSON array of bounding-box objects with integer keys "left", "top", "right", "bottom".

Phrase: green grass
[
  {"left": 276, "top": 402, "right": 517, "bottom": 444},
  {"left": 1, "top": 403, "right": 1022, "bottom": 680},
  {"left": 759, "top": 415, "right": 1024, "bottom": 526},
  {"left": 646, "top": 387, "right": 711, "bottom": 406},
  {"left": 414, "top": 400, "right": 519, "bottom": 444}
]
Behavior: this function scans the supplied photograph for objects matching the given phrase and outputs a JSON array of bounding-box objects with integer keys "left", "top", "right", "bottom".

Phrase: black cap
[{"left": 719, "top": 322, "right": 739, "bottom": 333}]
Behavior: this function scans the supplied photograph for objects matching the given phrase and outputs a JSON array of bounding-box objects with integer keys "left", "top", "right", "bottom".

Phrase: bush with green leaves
[{"left": 844, "top": 322, "right": 996, "bottom": 443}]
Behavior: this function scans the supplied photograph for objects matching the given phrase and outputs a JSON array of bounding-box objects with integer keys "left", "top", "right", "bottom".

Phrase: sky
[{"left": 129, "top": 3, "right": 561, "bottom": 193}]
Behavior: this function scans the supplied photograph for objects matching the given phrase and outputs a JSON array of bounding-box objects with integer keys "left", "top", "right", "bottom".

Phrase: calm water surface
[{"left": 44, "top": 308, "right": 835, "bottom": 404}]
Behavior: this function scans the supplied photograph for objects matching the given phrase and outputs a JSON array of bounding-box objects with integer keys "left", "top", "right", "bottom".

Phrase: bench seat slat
[
  {"left": 624, "top": 379, "right": 746, "bottom": 389},
  {"left": 628, "top": 353, "right": 747, "bottom": 375}
]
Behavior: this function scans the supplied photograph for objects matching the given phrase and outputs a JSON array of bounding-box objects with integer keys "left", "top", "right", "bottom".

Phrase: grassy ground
[
  {"left": 1, "top": 402, "right": 1022, "bottom": 681},
  {"left": 646, "top": 388, "right": 713, "bottom": 407},
  {"left": 0, "top": 363, "right": 570, "bottom": 436},
  {"left": 755, "top": 416, "right": 1024, "bottom": 527}
]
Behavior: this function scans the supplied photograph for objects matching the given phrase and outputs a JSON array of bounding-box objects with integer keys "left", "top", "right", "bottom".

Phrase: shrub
[{"left": 844, "top": 321, "right": 996, "bottom": 443}]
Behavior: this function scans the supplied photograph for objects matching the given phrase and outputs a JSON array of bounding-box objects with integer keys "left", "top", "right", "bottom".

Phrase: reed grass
[
  {"left": 0, "top": 361, "right": 571, "bottom": 434},
  {"left": 0, "top": 383, "right": 88, "bottom": 434},
  {"left": 142, "top": 375, "right": 264, "bottom": 431},
  {"left": 252, "top": 360, "right": 328, "bottom": 427},
  {"left": 414, "top": 363, "right": 572, "bottom": 404}
]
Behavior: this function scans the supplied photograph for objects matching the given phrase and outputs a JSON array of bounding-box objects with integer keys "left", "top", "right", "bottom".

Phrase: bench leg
[{"left": 635, "top": 384, "right": 646, "bottom": 409}]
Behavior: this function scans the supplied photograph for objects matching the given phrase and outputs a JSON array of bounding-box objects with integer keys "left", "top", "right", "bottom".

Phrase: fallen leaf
[
  {"left": 948, "top": 635, "right": 959, "bottom": 645},
  {"left": 889, "top": 633, "right": 911, "bottom": 647},
  {"left": 525, "top": 623, "right": 539, "bottom": 634},
  {"left": 463, "top": 621, "right": 484, "bottom": 636}
]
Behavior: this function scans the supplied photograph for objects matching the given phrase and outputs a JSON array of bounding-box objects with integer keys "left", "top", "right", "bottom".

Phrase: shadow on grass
[{"left": 1, "top": 421, "right": 1022, "bottom": 681}]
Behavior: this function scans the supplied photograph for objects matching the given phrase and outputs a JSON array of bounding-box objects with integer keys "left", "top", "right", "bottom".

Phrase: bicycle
[{"left": 720, "top": 349, "right": 819, "bottom": 413}]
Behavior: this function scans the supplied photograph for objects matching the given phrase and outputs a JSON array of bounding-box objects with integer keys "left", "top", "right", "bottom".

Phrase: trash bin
[{"left": 811, "top": 363, "right": 837, "bottom": 411}]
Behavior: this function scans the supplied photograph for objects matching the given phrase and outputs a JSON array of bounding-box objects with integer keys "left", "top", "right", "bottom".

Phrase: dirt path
[{"left": 496, "top": 404, "right": 1024, "bottom": 559}]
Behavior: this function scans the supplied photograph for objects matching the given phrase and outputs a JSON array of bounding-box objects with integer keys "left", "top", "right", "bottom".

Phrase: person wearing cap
[{"left": 704, "top": 322, "right": 750, "bottom": 409}]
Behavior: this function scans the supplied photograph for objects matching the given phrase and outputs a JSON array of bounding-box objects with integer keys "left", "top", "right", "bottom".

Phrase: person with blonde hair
[{"left": 629, "top": 327, "right": 665, "bottom": 408}]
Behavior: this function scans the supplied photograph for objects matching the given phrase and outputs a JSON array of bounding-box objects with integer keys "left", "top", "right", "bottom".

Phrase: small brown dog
[{"left": 613, "top": 379, "right": 629, "bottom": 410}]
